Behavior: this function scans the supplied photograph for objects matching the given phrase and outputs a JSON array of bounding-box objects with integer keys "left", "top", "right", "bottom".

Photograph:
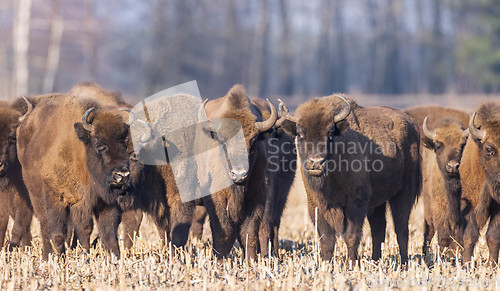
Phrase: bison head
[
  {"left": 469, "top": 102, "right": 500, "bottom": 198},
  {"left": 422, "top": 116, "right": 469, "bottom": 178},
  {"left": 278, "top": 95, "right": 351, "bottom": 181},
  {"left": 0, "top": 97, "right": 32, "bottom": 178},
  {"left": 0, "top": 110, "right": 20, "bottom": 178},
  {"left": 197, "top": 85, "right": 277, "bottom": 185},
  {"left": 74, "top": 107, "right": 134, "bottom": 201}
]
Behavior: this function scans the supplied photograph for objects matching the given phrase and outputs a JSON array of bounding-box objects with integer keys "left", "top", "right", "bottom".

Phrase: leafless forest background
[{"left": 1, "top": 0, "right": 499, "bottom": 107}]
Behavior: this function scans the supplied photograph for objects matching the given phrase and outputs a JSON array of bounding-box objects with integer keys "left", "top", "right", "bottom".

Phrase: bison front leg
[
  {"left": 94, "top": 204, "right": 121, "bottom": 259},
  {"left": 190, "top": 206, "right": 207, "bottom": 240},
  {"left": 389, "top": 193, "right": 413, "bottom": 265},
  {"left": 486, "top": 210, "right": 500, "bottom": 264},
  {"left": 121, "top": 209, "right": 143, "bottom": 248},
  {"left": 203, "top": 196, "right": 236, "bottom": 258},
  {"left": 0, "top": 201, "right": 8, "bottom": 248},
  {"left": 344, "top": 201, "right": 366, "bottom": 264},
  {"left": 10, "top": 186, "right": 33, "bottom": 248},
  {"left": 367, "top": 203, "right": 386, "bottom": 261},
  {"left": 168, "top": 200, "right": 194, "bottom": 249},
  {"left": 69, "top": 206, "right": 93, "bottom": 252},
  {"left": 46, "top": 205, "right": 68, "bottom": 257},
  {"left": 239, "top": 211, "right": 262, "bottom": 260},
  {"left": 462, "top": 214, "right": 480, "bottom": 263}
]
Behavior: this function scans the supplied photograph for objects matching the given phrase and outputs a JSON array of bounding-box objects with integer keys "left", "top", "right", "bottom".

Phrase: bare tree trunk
[
  {"left": 13, "top": 0, "right": 32, "bottom": 97},
  {"left": 83, "top": 0, "right": 97, "bottom": 81},
  {"left": 278, "top": 0, "right": 294, "bottom": 95},
  {"left": 43, "top": 0, "right": 63, "bottom": 93},
  {"left": 249, "top": 0, "right": 270, "bottom": 97}
]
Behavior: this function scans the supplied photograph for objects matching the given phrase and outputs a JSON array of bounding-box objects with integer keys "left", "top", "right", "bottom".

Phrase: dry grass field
[{"left": 0, "top": 168, "right": 498, "bottom": 290}]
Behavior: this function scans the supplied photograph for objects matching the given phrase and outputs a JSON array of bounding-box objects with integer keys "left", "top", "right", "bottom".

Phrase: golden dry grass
[{"left": 0, "top": 168, "right": 499, "bottom": 290}]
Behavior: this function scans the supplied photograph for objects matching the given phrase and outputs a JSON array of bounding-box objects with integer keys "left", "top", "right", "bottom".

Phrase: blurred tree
[{"left": 457, "top": 0, "right": 500, "bottom": 93}]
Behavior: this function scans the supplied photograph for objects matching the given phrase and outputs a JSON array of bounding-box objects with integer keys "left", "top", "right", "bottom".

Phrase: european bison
[
  {"left": 0, "top": 98, "right": 33, "bottom": 248},
  {"left": 17, "top": 83, "right": 138, "bottom": 259},
  {"left": 421, "top": 116, "right": 469, "bottom": 257},
  {"left": 460, "top": 102, "right": 500, "bottom": 263},
  {"left": 190, "top": 96, "right": 295, "bottom": 256},
  {"left": 279, "top": 95, "right": 421, "bottom": 264},
  {"left": 405, "top": 106, "right": 469, "bottom": 259},
  {"left": 196, "top": 85, "right": 278, "bottom": 258}
]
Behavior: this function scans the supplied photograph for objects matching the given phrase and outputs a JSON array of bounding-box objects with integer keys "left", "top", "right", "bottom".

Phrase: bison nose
[
  {"left": 307, "top": 157, "right": 326, "bottom": 169},
  {"left": 446, "top": 161, "right": 460, "bottom": 173},
  {"left": 112, "top": 168, "right": 130, "bottom": 184},
  {"left": 230, "top": 168, "right": 248, "bottom": 183}
]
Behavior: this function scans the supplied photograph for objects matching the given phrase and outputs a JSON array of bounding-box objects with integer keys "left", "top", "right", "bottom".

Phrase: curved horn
[
  {"left": 255, "top": 99, "right": 278, "bottom": 132},
  {"left": 18, "top": 96, "right": 33, "bottom": 122},
  {"left": 136, "top": 120, "right": 155, "bottom": 143},
  {"left": 81, "top": 107, "right": 95, "bottom": 132},
  {"left": 333, "top": 95, "right": 351, "bottom": 123},
  {"left": 469, "top": 112, "right": 486, "bottom": 141},
  {"left": 422, "top": 116, "right": 436, "bottom": 141},
  {"left": 198, "top": 99, "right": 215, "bottom": 132},
  {"left": 277, "top": 98, "right": 299, "bottom": 124},
  {"left": 120, "top": 108, "right": 136, "bottom": 125}
]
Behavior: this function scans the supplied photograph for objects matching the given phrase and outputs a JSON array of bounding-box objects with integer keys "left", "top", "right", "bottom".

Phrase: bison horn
[
  {"left": 278, "top": 98, "right": 299, "bottom": 124},
  {"left": 81, "top": 107, "right": 96, "bottom": 132},
  {"left": 119, "top": 108, "right": 136, "bottom": 125},
  {"left": 422, "top": 116, "right": 437, "bottom": 141},
  {"left": 469, "top": 112, "right": 486, "bottom": 141},
  {"left": 333, "top": 95, "right": 351, "bottom": 123},
  {"left": 255, "top": 99, "right": 278, "bottom": 132},
  {"left": 198, "top": 99, "right": 216, "bottom": 133},
  {"left": 18, "top": 96, "right": 33, "bottom": 122},
  {"left": 136, "top": 120, "right": 155, "bottom": 143}
]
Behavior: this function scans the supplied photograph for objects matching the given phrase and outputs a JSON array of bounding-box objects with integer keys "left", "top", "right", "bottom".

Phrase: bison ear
[
  {"left": 74, "top": 123, "right": 91, "bottom": 143},
  {"left": 421, "top": 136, "right": 435, "bottom": 149},
  {"left": 280, "top": 119, "right": 297, "bottom": 136}
]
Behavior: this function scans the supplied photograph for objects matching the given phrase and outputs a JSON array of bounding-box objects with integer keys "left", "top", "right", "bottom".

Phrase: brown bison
[
  {"left": 0, "top": 98, "right": 33, "bottom": 248},
  {"left": 405, "top": 106, "right": 469, "bottom": 259},
  {"left": 196, "top": 85, "right": 279, "bottom": 259},
  {"left": 460, "top": 102, "right": 500, "bottom": 263},
  {"left": 17, "top": 83, "right": 138, "bottom": 259},
  {"left": 279, "top": 95, "right": 421, "bottom": 264},
  {"left": 190, "top": 96, "right": 295, "bottom": 256}
]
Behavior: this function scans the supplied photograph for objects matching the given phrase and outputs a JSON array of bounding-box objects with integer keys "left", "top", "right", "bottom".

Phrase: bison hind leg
[{"left": 368, "top": 203, "right": 386, "bottom": 261}]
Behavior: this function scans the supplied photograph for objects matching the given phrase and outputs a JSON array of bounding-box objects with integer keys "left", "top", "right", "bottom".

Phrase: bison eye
[
  {"left": 435, "top": 142, "right": 443, "bottom": 152},
  {"left": 296, "top": 128, "right": 305, "bottom": 139},
  {"left": 96, "top": 144, "right": 108, "bottom": 154},
  {"left": 485, "top": 145, "right": 496, "bottom": 158},
  {"left": 130, "top": 152, "right": 138, "bottom": 161}
]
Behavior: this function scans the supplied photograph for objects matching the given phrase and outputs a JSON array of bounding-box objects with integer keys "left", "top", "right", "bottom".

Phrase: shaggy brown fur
[
  {"left": 0, "top": 101, "right": 33, "bottom": 248},
  {"left": 405, "top": 107, "right": 470, "bottom": 261},
  {"left": 190, "top": 97, "right": 295, "bottom": 256},
  {"left": 405, "top": 105, "right": 469, "bottom": 137},
  {"left": 17, "top": 83, "right": 137, "bottom": 259},
  {"left": 195, "top": 85, "right": 278, "bottom": 259},
  {"left": 420, "top": 118, "right": 468, "bottom": 259},
  {"left": 281, "top": 95, "right": 421, "bottom": 264},
  {"left": 461, "top": 101, "right": 500, "bottom": 263}
]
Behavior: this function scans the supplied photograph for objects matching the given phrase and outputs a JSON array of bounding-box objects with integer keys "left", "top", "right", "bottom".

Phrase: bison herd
[{"left": 0, "top": 82, "right": 499, "bottom": 266}]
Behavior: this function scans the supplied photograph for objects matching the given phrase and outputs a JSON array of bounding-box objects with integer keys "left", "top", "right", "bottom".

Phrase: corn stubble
[{"left": 0, "top": 182, "right": 498, "bottom": 290}]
